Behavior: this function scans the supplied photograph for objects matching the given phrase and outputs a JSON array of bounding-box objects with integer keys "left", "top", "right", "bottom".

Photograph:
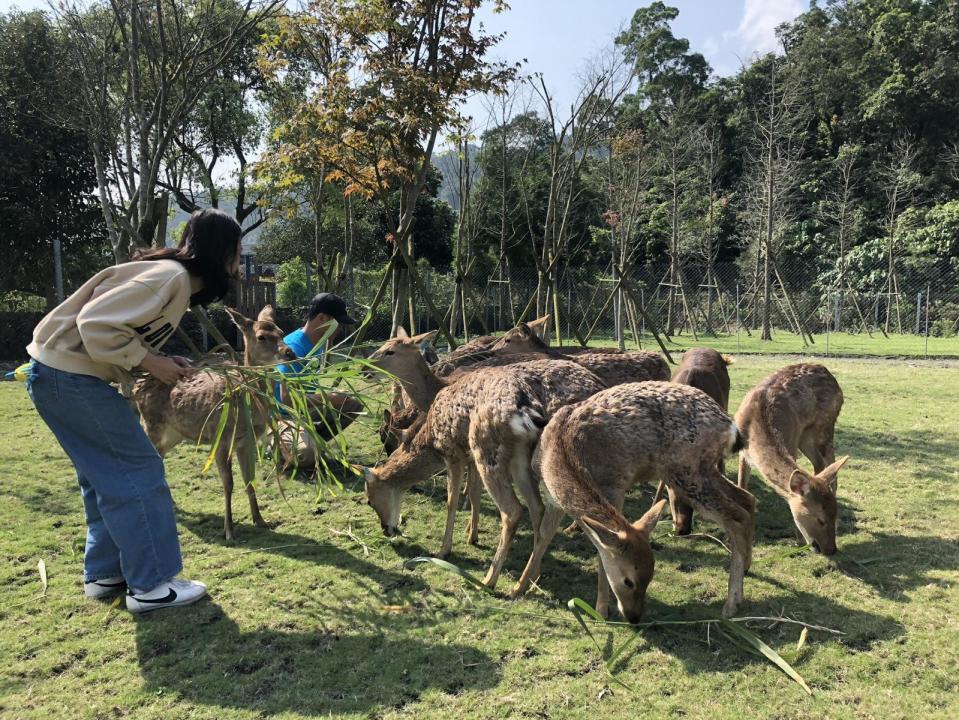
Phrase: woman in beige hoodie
[{"left": 26, "top": 208, "right": 242, "bottom": 613}]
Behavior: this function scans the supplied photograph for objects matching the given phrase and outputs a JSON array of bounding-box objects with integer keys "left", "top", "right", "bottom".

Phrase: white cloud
[{"left": 735, "top": 0, "right": 803, "bottom": 55}]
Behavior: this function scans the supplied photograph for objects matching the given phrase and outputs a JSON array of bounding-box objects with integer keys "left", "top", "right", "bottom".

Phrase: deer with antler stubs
[
  {"left": 734, "top": 363, "right": 848, "bottom": 555},
  {"left": 133, "top": 306, "right": 294, "bottom": 540},
  {"left": 533, "top": 382, "right": 755, "bottom": 621}
]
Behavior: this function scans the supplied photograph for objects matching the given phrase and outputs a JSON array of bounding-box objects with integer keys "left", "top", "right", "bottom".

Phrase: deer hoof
[{"left": 722, "top": 599, "right": 740, "bottom": 618}]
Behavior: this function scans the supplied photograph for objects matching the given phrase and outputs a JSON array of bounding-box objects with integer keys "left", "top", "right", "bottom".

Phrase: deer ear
[
  {"left": 382, "top": 408, "right": 393, "bottom": 424},
  {"left": 581, "top": 516, "right": 627, "bottom": 549},
  {"left": 257, "top": 304, "right": 277, "bottom": 323},
  {"left": 528, "top": 314, "right": 550, "bottom": 338},
  {"left": 789, "top": 469, "right": 811, "bottom": 496},
  {"left": 632, "top": 498, "right": 668, "bottom": 539},
  {"left": 395, "top": 327, "right": 410, "bottom": 340},
  {"left": 816, "top": 456, "right": 848, "bottom": 491},
  {"left": 225, "top": 307, "right": 254, "bottom": 330},
  {"left": 411, "top": 329, "right": 439, "bottom": 348}
]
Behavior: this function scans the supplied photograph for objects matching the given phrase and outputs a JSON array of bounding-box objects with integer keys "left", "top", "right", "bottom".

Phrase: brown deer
[
  {"left": 431, "top": 315, "right": 551, "bottom": 378},
  {"left": 133, "top": 305, "right": 293, "bottom": 540},
  {"left": 488, "top": 322, "right": 670, "bottom": 386},
  {"left": 358, "top": 359, "right": 605, "bottom": 585},
  {"left": 734, "top": 363, "right": 848, "bottom": 555},
  {"left": 667, "top": 348, "right": 734, "bottom": 535},
  {"left": 533, "top": 382, "right": 755, "bottom": 621}
]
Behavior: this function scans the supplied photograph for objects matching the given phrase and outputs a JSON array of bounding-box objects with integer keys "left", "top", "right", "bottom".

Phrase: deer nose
[{"left": 280, "top": 345, "right": 296, "bottom": 361}]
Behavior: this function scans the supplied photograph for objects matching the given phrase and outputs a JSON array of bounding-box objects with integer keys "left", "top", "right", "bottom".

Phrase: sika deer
[
  {"left": 134, "top": 305, "right": 293, "bottom": 540},
  {"left": 734, "top": 363, "right": 848, "bottom": 555},
  {"left": 358, "top": 359, "right": 605, "bottom": 587},
  {"left": 533, "top": 382, "right": 755, "bottom": 621},
  {"left": 489, "top": 322, "right": 670, "bottom": 385},
  {"left": 667, "top": 348, "right": 734, "bottom": 535},
  {"left": 431, "top": 315, "right": 551, "bottom": 378}
]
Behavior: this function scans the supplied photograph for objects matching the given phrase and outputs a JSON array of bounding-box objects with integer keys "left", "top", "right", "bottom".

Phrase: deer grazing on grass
[
  {"left": 666, "top": 348, "right": 734, "bottom": 536},
  {"left": 488, "top": 322, "right": 670, "bottom": 386},
  {"left": 533, "top": 382, "right": 755, "bottom": 621},
  {"left": 358, "top": 359, "right": 605, "bottom": 589},
  {"left": 734, "top": 363, "right": 848, "bottom": 555},
  {"left": 133, "top": 305, "right": 293, "bottom": 540}
]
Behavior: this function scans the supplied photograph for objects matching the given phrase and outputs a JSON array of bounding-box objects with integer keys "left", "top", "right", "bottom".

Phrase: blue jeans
[{"left": 27, "top": 361, "right": 183, "bottom": 591}]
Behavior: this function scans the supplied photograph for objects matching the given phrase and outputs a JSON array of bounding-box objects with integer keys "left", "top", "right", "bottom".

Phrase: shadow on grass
[
  {"left": 835, "top": 531, "right": 959, "bottom": 601},
  {"left": 838, "top": 424, "right": 959, "bottom": 484},
  {"left": 135, "top": 602, "right": 499, "bottom": 716},
  {"left": 176, "top": 509, "right": 430, "bottom": 596}
]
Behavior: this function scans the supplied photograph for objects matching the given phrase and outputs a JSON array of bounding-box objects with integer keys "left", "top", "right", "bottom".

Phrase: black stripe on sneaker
[
  {"left": 131, "top": 588, "right": 178, "bottom": 604},
  {"left": 94, "top": 580, "right": 126, "bottom": 588}
]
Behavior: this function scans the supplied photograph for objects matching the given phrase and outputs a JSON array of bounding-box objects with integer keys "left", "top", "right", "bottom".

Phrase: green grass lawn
[
  {"left": 569, "top": 330, "right": 959, "bottom": 359},
  {"left": 2, "top": 355, "right": 958, "bottom": 719}
]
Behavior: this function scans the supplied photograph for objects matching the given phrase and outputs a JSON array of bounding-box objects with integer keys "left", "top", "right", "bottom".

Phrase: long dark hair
[{"left": 133, "top": 208, "right": 241, "bottom": 306}]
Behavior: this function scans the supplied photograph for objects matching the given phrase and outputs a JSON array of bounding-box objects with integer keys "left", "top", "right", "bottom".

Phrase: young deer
[
  {"left": 133, "top": 305, "right": 293, "bottom": 540},
  {"left": 533, "top": 382, "right": 755, "bottom": 621},
  {"left": 667, "top": 348, "right": 734, "bottom": 535},
  {"left": 358, "top": 359, "right": 605, "bottom": 588},
  {"left": 366, "top": 324, "right": 552, "bottom": 545},
  {"left": 489, "top": 322, "right": 670, "bottom": 386},
  {"left": 431, "top": 315, "right": 551, "bottom": 378},
  {"left": 734, "top": 363, "right": 848, "bottom": 555}
]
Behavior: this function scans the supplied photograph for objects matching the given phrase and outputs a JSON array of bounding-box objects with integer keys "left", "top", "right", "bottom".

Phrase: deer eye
[
  {"left": 623, "top": 578, "right": 635, "bottom": 589},
  {"left": 384, "top": 350, "right": 395, "bottom": 356}
]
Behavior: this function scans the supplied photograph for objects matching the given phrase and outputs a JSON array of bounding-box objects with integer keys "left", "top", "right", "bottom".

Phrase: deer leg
[
  {"left": 595, "top": 553, "right": 611, "bottom": 619},
  {"left": 439, "top": 457, "right": 466, "bottom": 559},
  {"left": 215, "top": 448, "right": 236, "bottom": 541},
  {"left": 667, "top": 486, "right": 695, "bottom": 536},
  {"left": 511, "top": 502, "right": 565, "bottom": 598},
  {"left": 473, "top": 451, "right": 524, "bottom": 590},
  {"left": 464, "top": 464, "right": 482, "bottom": 546},
  {"left": 236, "top": 437, "right": 267, "bottom": 529},
  {"left": 737, "top": 451, "right": 751, "bottom": 489}
]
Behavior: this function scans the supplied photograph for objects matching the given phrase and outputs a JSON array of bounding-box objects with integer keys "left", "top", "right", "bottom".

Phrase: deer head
[
  {"left": 356, "top": 464, "right": 404, "bottom": 537},
  {"left": 785, "top": 456, "right": 848, "bottom": 555},
  {"left": 491, "top": 319, "right": 551, "bottom": 355},
  {"left": 580, "top": 499, "right": 667, "bottom": 624},
  {"left": 225, "top": 305, "right": 294, "bottom": 366},
  {"left": 365, "top": 328, "right": 440, "bottom": 381}
]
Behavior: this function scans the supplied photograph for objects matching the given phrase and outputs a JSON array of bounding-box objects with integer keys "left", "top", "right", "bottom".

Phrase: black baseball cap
[{"left": 307, "top": 293, "right": 357, "bottom": 324}]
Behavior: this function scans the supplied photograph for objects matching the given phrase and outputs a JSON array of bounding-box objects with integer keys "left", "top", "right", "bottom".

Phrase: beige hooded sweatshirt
[{"left": 27, "top": 259, "right": 202, "bottom": 384}]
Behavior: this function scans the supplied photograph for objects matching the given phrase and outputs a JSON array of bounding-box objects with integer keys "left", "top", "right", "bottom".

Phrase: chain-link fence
[{"left": 336, "top": 256, "right": 959, "bottom": 358}]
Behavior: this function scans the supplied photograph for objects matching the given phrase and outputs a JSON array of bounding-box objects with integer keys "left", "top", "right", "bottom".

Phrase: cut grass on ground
[{"left": 2, "top": 355, "right": 958, "bottom": 719}]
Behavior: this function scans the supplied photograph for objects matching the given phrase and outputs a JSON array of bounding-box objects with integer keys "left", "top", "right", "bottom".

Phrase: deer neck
[
  {"left": 374, "top": 431, "right": 444, "bottom": 490},
  {"left": 744, "top": 422, "right": 803, "bottom": 496},
  {"left": 400, "top": 357, "right": 447, "bottom": 412}
]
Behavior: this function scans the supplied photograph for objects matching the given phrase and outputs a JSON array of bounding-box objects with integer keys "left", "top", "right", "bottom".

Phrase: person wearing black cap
[{"left": 275, "top": 293, "right": 362, "bottom": 455}]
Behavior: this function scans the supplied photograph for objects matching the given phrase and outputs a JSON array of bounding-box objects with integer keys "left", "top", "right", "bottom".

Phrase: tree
[
  {"left": 259, "top": 0, "right": 516, "bottom": 343},
  {"left": 54, "top": 0, "right": 281, "bottom": 261},
  {"left": 0, "top": 10, "right": 108, "bottom": 305}
]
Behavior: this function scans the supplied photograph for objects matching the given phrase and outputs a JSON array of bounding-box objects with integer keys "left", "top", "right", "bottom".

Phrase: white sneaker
[
  {"left": 126, "top": 577, "right": 208, "bottom": 614},
  {"left": 84, "top": 576, "right": 127, "bottom": 599}
]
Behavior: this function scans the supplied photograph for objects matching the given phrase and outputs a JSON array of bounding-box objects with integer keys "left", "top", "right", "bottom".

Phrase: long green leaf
[
  {"left": 202, "top": 396, "right": 232, "bottom": 474},
  {"left": 404, "top": 556, "right": 492, "bottom": 594},
  {"left": 720, "top": 618, "right": 813, "bottom": 696}
]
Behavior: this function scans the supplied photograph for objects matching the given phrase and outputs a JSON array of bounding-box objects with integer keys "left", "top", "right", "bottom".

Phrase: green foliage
[
  {"left": 0, "top": 10, "right": 108, "bottom": 298},
  {"left": 275, "top": 257, "right": 311, "bottom": 307}
]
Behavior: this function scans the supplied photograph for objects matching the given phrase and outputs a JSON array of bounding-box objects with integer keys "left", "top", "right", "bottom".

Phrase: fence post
[
  {"left": 736, "top": 282, "right": 743, "bottom": 353},
  {"left": 53, "top": 238, "right": 64, "bottom": 304},
  {"left": 925, "top": 283, "right": 931, "bottom": 359},
  {"left": 825, "top": 290, "right": 830, "bottom": 356},
  {"left": 915, "top": 291, "right": 922, "bottom": 335}
]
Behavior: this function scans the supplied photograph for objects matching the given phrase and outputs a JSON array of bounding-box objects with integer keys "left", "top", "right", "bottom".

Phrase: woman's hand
[
  {"left": 170, "top": 355, "right": 193, "bottom": 370},
  {"left": 139, "top": 353, "right": 192, "bottom": 385}
]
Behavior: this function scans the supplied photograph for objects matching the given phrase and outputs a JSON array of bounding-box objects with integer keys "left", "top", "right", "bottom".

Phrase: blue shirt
[{"left": 275, "top": 328, "right": 325, "bottom": 402}]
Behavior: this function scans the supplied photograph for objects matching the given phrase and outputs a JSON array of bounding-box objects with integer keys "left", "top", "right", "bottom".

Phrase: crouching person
[{"left": 274, "top": 293, "right": 363, "bottom": 470}]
